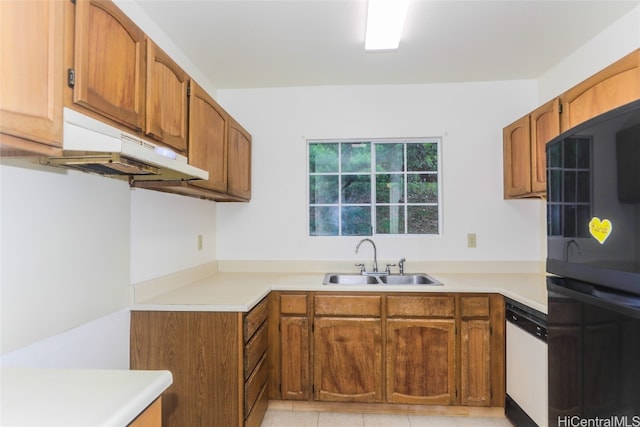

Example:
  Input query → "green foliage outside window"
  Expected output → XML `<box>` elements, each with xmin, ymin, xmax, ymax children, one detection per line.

<box><xmin>309</xmin><ymin>139</ymin><xmax>441</xmax><ymax>236</ymax></box>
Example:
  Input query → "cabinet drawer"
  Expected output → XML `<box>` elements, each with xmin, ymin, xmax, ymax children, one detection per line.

<box><xmin>245</xmin><ymin>379</ymin><xmax>269</xmax><ymax>427</ymax></box>
<box><xmin>244</xmin><ymin>322</ymin><xmax>268</xmax><ymax>379</ymax></box>
<box><xmin>387</xmin><ymin>295</ymin><xmax>455</xmax><ymax>318</ymax></box>
<box><xmin>245</xmin><ymin>354</ymin><xmax>269</xmax><ymax>418</ymax></box>
<box><xmin>244</xmin><ymin>297</ymin><xmax>268</xmax><ymax>342</ymax></box>
<box><xmin>314</xmin><ymin>295</ymin><xmax>381</xmax><ymax>317</ymax></box>
<box><xmin>281</xmin><ymin>293</ymin><xmax>308</xmax><ymax>315</ymax></box>
<box><xmin>461</xmin><ymin>296</ymin><xmax>490</xmax><ymax>318</ymax></box>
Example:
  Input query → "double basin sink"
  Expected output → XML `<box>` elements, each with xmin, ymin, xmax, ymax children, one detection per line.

<box><xmin>323</xmin><ymin>273</ymin><xmax>443</xmax><ymax>286</ymax></box>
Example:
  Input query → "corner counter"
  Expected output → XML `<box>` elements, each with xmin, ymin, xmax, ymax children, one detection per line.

<box><xmin>131</xmin><ymin>266</ymin><xmax>548</xmax><ymax>314</ymax></box>
<box><xmin>0</xmin><ymin>368</ymin><xmax>172</xmax><ymax>426</ymax></box>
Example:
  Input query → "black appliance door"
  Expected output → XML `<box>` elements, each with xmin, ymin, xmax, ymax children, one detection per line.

<box><xmin>547</xmin><ymin>276</ymin><xmax>640</xmax><ymax>426</ymax></box>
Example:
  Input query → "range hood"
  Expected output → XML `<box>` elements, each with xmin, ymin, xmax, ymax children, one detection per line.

<box><xmin>41</xmin><ymin>108</ymin><xmax>208</xmax><ymax>182</ymax></box>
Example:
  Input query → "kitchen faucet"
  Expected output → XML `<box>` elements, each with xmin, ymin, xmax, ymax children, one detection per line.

<box><xmin>355</xmin><ymin>238</ymin><xmax>378</xmax><ymax>274</ymax></box>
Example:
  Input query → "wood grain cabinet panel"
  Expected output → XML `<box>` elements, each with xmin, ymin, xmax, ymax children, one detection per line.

<box><xmin>145</xmin><ymin>40</ymin><xmax>189</xmax><ymax>153</ymax></box>
<box><xmin>131</xmin><ymin>296</ymin><xmax>269</xmax><ymax>427</ymax></box>
<box><xmin>503</xmin><ymin>99</ymin><xmax>560</xmax><ymax>199</ymax></box>
<box><xmin>503</xmin><ymin>115</ymin><xmax>532</xmax><ymax>198</ymax></box>
<box><xmin>386</xmin><ymin>319</ymin><xmax>456</xmax><ymax>405</ymax></box>
<box><xmin>188</xmin><ymin>81</ymin><xmax>229</xmax><ymax>193</ymax></box>
<box><xmin>0</xmin><ymin>0</ymin><xmax>64</xmax><ymax>154</ymax></box>
<box><xmin>73</xmin><ymin>0</ymin><xmax>145</xmax><ymax>131</ymax></box>
<box><xmin>460</xmin><ymin>319</ymin><xmax>491</xmax><ymax>406</ymax></box>
<box><xmin>313</xmin><ymin>317</ymin><xmax>383</xmax><ymax>403</ymax></box>
<box><xmin>227</xmin><ymin>117</ymin><xmax>252</xmax><ymax>200</ymax></box>
<box><xmin>560</xmin><ymin>49</ymin><xmax>640</xmax><ymax>132</ymax></box>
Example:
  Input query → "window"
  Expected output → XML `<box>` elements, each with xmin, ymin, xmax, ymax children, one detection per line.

<box><xmin>308</xmin><ymin>138</ymin><xmax>441</xmax><ymax>236</ymax></box>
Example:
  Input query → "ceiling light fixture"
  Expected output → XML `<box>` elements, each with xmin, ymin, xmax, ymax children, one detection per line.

<box><xmin>364</xmin><ymin>0</ymin><xmax>410</xmax><ymax>51</ymax></box>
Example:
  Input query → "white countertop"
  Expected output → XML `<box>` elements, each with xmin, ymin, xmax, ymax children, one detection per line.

<box><xmin>132</xmin><ymin>271</ymin><xmax>548</xmax><ymax>314</ymax></box>
<box><xmin>1</xmin><ymin>368</ymin><xmax>172</xmax><ymax>426</ymax></box>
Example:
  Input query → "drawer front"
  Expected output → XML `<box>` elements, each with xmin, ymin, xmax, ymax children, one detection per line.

<box><xmin>244</xmin><ymin>322</ymin><xmax>268</xmax><ymax>379</ymax></box>
<box><xmin>245</xmin><ymin>354</ymin><xmax>269</xmax><ymax>418</ymax></box>
<box><xmin>244</xmin><ymin>297</ymin><xmax>268</xmax><ymax>342</ymax></box>
<box><xmin>280</xmin><ymin>293</ymin><xmax>308</xmax><ymax>315</ymax></box>
<box><xmin>244</xmin><ymin>380</ymin><xmax>269</xmax><ymax>427</ymax></box>
<box><xmin>387</xmin><ymin>295</ymin><xmax>455</xmax><ymax>318</ymax></box>
<box><xmin>314</xmin><ymin>295</ymin><xmax>381</xmax><ymax>317</ymax></box>
<box><xmin>461</xmin><ymin>295</ymin><xmax>490</xmax><ymax>318</ymax></box>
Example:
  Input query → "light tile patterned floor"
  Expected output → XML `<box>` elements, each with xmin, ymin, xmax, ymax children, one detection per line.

<box><xmin>260</xmin><ymin>408</ymin><xmax>515</xmax><ymax>427</ymax></box>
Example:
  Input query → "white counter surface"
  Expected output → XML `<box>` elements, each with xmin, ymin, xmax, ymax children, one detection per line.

<box><xmin>132</xmin><ymin>271</ymin><xmax>548</xmax><ymax>314</ymax></box>
<box><xmin>1</xmin><ymin>368</ymin><xmax>172</xmax><ymax>426</ymax></box>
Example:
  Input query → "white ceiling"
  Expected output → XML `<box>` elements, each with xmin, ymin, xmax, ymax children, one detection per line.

<box><xmin>133</xmin><ymin>0</ymin><xmax>639</xmax><ymax>89</ymax></box>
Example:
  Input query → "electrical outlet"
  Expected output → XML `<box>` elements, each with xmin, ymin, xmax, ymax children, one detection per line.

<box><xmin>198</xmin><ymin>235</ymin><xmax>203</xmax><ymax>250</ymax></box>
<box><xmin>467</xmin><ymin>233</ymin><xmax>477</xmax><ymax>248</ymax></box>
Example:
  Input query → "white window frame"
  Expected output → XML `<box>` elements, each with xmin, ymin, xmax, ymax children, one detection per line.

<box><xmin>307</xmin><ymin>137</ymin><xmax>443</xmax><ymax>236</ymax></box>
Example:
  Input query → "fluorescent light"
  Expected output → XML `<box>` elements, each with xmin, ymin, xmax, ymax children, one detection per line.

<box><xmin>365</xmin><ymin>0</ymin><xmax>409</xmax><ymax>51</ymax></box>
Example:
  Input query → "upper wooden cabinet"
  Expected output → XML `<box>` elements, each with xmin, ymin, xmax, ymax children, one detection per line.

<box><xmin>503</xmin><ymin>99</ymin><xmax>560</xmax><ymax>199</ymax></box>
<box><xmin>560</xmin><ymin>49</ymin><xmax>640</xmax><ymax>132</ymax></box>
<box><xmin>0</xmin><ymin>0</ymin><xmax>64</xmax><ymax>155</ymax></box>
<box><xmin>145</xmin><ymin>40</ymin><xmax>189</xmax><ymax>153</ymax></box>
<box><xmin>188</xmin><ymin>81</ymin><xmax>229</xmax><ymax>193</ymax></box>
<box><xmin>503</xmin><ymin>49</ymin><xmax>640</xmax><ymax>200</ymax></box>
<box><xmin>227</xmin><ymin>117</ymin><xmax>252</xmax><ymax>200</ymax></box>
<box><xmin>73</xmin><ymin>0</ymin><xmax>146</xmax><ymax>132</ymax></box>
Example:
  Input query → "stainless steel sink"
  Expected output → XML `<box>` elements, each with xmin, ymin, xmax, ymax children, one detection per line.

<box><xmin>322</xmin><ymin>273</ymin><xmax>443</xmax><ymax>286</ymax></box>
<box><xmin>378</xmin><ymin>274</ymin><xmax>442</xmax><ymax>285</ymax></box>
<box><xmin>323</xmin><ymin>274</ymin><xmax>380</xmax><ymax>285</ymax></box>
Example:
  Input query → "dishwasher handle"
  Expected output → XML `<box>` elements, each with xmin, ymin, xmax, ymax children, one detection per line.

<box><xmin>506</xmin><ymin>304</ymin><xmax>547</xmax><ymax>342</ymax></box>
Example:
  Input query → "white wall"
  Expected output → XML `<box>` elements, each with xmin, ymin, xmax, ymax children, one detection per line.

<box><xmin>0</xmin><ymin>161</ymin><xmax>217</xmax><ymax>366</ymax></box>
<box><xmin>130</xmin><ymin>188</ymin><xmax>217</xmax><ymax>284</ymax></box>
<box><xmin>538</xmin><ymin>4</ymin><xmax>640</xmax><ymax>102</ymax></box>
<box><xmin>216</xmin><ymin>81</ymin><xmax>546</xmax><ymax>263</ymax></box>
<box><xmin>0</xmin><ymin>160</ymin><xmax>130</xmax><ymax>356</ymax></box>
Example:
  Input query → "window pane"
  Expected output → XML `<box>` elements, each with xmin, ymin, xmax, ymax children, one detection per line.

<box><xmin>408</xmin><ymin>174</ymin><xmax>438</xmax><ymax>203</ymax></box>
<box><xmin>341</xmin><ymin>206</ymin><xmax>371</xmax><ymax>236</ymax></box>
<box><xmin>342</xmin><ymin>142</ymin><xmax>371</xmax><ymax>173</ymax></box>
<box><xmin>376</xmin><ymin>205</ymin><xmax>405</xmax><ymax>234</ymax></box>
<box><xmin>309</xmin><ymin>175</ymin><xmax>339</xmax><ymax>204</ymax></box>
<box><xmin>375</xmin><ymin>143</ymin><xmax>404</xmax><ymax>172</ymax></box>
<box><xmin>407</xmin><ymin>143</ymin><xmax>437</xmax><ymax>172</ymax></box>
<box><xmin>408</xmin><ymin>206</ymin><xmax>438</xmax><ymax>234</ymax></box>
<box><xmin>342</xmin><ymin>174</ymin><xmax>371</xmax><ymax>203</ymax></box>
<box><xmin>309</xmin><ymin>206</ymin><xmax>338</xmax><ymax>236</ymax></box>
<box><xmin>309</xmin><ymin>143</ymin><xmax>338</xmax><ymax>173</ymax></box>
<box><xmin>376</xmin><ymin>174</ymin><xmax>404</xmax><ymax>203</ymax></box>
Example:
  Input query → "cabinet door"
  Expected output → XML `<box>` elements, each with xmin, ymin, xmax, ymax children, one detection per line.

<box><xmin>146</xmin><ymin>40</ymin><xmax>188</xmax><ymax>153</ymax></box>
<box><xmin>460</xmin><ymin>319</ymin><xmax>491</xmax><ymax>406</ymax></box>
<box><xmin>73</xmin><ymin>0</ymin><xmax>145</xmax><ymax>131</ymax></box>
<box><xmin>503</xmin><ymin>115</ymin><xmax>531</xmax><ymax>198</ymax></box>
<box><xmin>560</xmin><ymin>49</ymin><xmax>640</xmax><ymax>131</ymax></box>
<box><xmin>188</xmin><ymin>81</ymin><xmax>228</xmax><ymax>192</ymax></box>
<box><xmin>530</xmin><ymin>99</ymin><xmax>560</xmax><ymax>194</ymax></box>
<box><xmin>280</xmin><ymin>316</ymin><xmax>310</xmax><ymax>400</ymax></box>
<box><xmin>313</xmin><ymin>317</ymin><xmax>382</xmax><ymax>402</ymax></box>
<box><xmin>386</xmin><ymin>319</ymin><xmax>456</xmax><ymax>405</ymax></box>
<box><xmin>0</xmin><ymin>0</ymin><xmax>64</xmax><ymax>151</ymax></box>
<box><xmin>227</xmin><ymin>117</ymin><xmax>252</xmax><ymax>200</ymax></box>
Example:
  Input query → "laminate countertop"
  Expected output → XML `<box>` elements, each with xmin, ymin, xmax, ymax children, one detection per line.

<box><xmin>0</xmin><ymin>368</ymin><xmax>172</xmax><ymax>426</ymax></box>
<box><xmin>132</xmin><ymin>271</ymin><xmax>548</xmax><ymax>314</ymax></box>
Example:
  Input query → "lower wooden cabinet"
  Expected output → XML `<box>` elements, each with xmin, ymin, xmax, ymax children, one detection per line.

<box><xmin>314</xmin><ymin>317</ymin><xmax>383</xmax><ymax>402</ymax></box>
<box><xmin>387</xmin><ymin>318</ymin><xmax>456</xmax><ymax>405</ymax></box>
<box><xmin>130</xmin><ymin>297</ymin><xmax>269</xmax><ymax>427</ymax></box>
<box><xmin>271</xmin><ymin>291</ymin><xmax>505</xmax><ymax>408</ymax></box>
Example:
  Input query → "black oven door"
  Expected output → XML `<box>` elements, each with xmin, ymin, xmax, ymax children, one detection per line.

<box><xmin>547</xmin><ymin>276</ymin><xmax>640</xmax><ymax>426</ymax></box>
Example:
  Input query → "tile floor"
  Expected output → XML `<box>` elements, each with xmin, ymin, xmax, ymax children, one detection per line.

<box><xmin>260</xmin><ymin>407</ymin><xmax>515</xmax><ymax>427</ymax></box>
